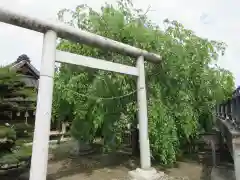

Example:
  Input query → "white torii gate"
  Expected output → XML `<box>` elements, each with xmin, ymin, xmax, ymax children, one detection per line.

<box><xmin>0</xmin><ymin>7</ymin><xmax>162</xmax><ymax>180</ymax></box>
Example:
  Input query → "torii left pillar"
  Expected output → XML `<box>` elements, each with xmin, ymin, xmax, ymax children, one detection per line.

<box><xmin>30</xmin><ymin>30</ymin><xmax>57</xmax><ymax>180</ymax></box>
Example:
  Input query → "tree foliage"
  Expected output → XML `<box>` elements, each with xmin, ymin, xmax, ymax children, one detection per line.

<box><xmin>53</xmin><ymin>0</ymin><xmax>234</xmax><ymax>164</ymax></box>
<box><xmin>0</xmin><ymin>67</ymin><xmax>35</xmax><ymax>112</ymax></box>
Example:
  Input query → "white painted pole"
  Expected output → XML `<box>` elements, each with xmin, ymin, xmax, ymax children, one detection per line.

<box><xmin>56</xmin><ymin>50</ymin><xmax>139</xmax><ymax>76</ymax></box>
<box><xmin>29</xmin><ymin>30</ymin><xmax>57</xmax><ymax>180</ymax></box>
<box><xmin>137</xmin><ymin>56</ymin><xmax>151</xmax><ymax>169</ymax></box>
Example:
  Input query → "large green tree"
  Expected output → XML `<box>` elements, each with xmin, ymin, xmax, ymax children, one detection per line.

<box><xmin>53</xmin><ymin>0</ymin><xmax>234</xmax><ymax>164</ymax></box>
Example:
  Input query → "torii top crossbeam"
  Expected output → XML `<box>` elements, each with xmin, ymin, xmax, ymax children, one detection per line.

<box><xmin>0</xmin><ymin>7</ymin><xmax>162</xmax><ymax>63</ymax></box>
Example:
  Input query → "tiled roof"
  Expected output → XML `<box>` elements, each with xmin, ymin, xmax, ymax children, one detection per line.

<box><xmin>10</xmin><ymin>60</ymin><xmax>40</xmax><ymax>79</ymax></box>
<box><xmin>8</xmin><ymin>55</ymin><xmax>40</xmax><ymax>89</ymax></box>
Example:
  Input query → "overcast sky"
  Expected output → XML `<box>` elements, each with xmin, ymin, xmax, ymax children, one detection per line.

<box><xmin>0</xmin><ymin>0</ymin><xmax>239</xmax><ymax>87</ymax></box>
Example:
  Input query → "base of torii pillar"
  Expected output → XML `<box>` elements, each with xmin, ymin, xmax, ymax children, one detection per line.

<box><xmin>128</xmin><ymin>168</ymin><xmax>164</xmax><ymax>180</ymax></box>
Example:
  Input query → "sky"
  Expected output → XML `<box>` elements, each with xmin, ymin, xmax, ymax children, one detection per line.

<box><xmin>0</xmin><ymin>0</ymin><xmax>239</xmax><ymax>87</ymax></box>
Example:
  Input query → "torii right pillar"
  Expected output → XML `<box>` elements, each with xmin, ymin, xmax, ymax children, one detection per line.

<box><xmin>128</xmin><ymin>56</ymin><xmax>164</xmax><ymax>180</ymax></box>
